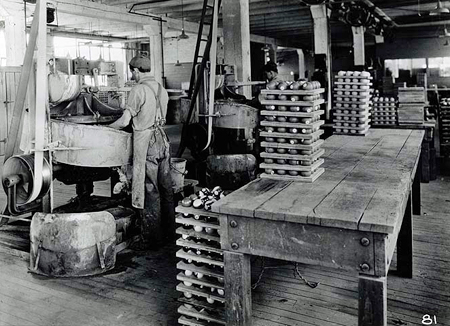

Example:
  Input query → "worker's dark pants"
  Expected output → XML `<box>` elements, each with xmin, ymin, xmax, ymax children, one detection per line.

<box><xmin>140</xmin><ymin>130</ymin><xmax>175</xmax><ymax>246</ymax></box>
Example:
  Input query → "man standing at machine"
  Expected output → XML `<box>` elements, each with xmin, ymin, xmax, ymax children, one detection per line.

<box><xmin>109</xmin><ymin>54</ymin><xmax>174</xmax><ymax>250</ymax></box>
<box><xmin>263</xmin><ymin>61</ymin><xmax>280</xmax><ymax>84</ymax></box>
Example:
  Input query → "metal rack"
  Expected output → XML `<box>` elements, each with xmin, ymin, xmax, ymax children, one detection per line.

<box><xmin>175</xmin><ymin>205</ymin><xmax>225</xmax><ymax>326</ymax></box>
<box><xmin>332</xmin><ymin>73</ymin><xmax>373</xmax><ymax>136</ymax></box>
<box><xmin>258</xmin><ymin>88</ymin><xmax>326</xmax><ymax>182</ymax></box>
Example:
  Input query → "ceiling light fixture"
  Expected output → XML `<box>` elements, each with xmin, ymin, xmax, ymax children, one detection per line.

<box><xmin>430</xmin><ymin>0</ymin><xmax>450</xmax><ymax>15</ymax></box>
<box><xmin>178</xmin><ymin>0</ymin><xmax>189</xmax><ymax>39</ymax></box>
<box><xmin>175</xmin><ymin>38</ymin><xmax>182</xmax><ymax>66</ymax></box>
<box><xmin>261</xmin><ymin>14</ymin><xmax>270</xmax><ymax>53</ymax></box>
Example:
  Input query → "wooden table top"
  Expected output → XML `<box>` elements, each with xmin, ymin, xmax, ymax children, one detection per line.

<box><xmin>211</xmin><ymin>129</ymin><xmax>424</xmax><ymax>234</ymax></box>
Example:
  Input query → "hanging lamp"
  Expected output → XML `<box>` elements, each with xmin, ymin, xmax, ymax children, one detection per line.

<box><xmin>175</xmin><ymin>39</ymin><xmax>182</xmax><ymax>66</ymax></box>
<box><xmin>261</xmin><ymin>14</ymin><xmax>270</xmax><ymax>53</ymax></box>
<box><xmin>178</xmin><ymin>0</ymin><xmax>189</xmax><ymax>39</ymax></box>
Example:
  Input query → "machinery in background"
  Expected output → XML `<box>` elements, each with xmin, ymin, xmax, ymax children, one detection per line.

<box><xmin>181</xmin><ymin>62</ymin><xmax>260</xmax><ymax>189</ymax></box>
<box><xmin>1</xmin><ymin>0</ymin><xmax>135</xmax><ymax>277</ymax></box>
<box><xmin>2</xmin><ymin>56</ymin><xmax>132</xmax><ymax>219</ymax></box>
<box><xmin>185</xmin><ymin>63</ymin><xmax>259</xmax><ymax>160</ymax></box>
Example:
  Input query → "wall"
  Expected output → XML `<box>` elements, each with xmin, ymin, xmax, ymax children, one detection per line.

<box><xmin>163</xmin><ymin>35</ymin><xmax>225</xmax><ymax>89</ymax></box>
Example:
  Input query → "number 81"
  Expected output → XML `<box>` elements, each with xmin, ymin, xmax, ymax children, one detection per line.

<box><xmin>422</xmin><ymin>315</ymin><xmax>437</xmax><ymax>325</ymax></box>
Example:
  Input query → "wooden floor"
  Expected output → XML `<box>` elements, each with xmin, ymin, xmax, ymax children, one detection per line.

<box><xmin>0</xmin><ymin>163</ymin><xmax>449</xmax><ymax>325</ymax></box>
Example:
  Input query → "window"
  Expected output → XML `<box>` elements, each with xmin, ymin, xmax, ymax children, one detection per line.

<box><xmin>385</xmin><ymin>57</ymin><xmax>450</xmax><ymax>78</ymax></box>
<box><xmin>384</xmin><ymin>58</ymin><xmax>426</xmax><ymax>78</ymax></box>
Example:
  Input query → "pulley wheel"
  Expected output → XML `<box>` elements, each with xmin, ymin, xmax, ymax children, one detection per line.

<box><xmin>2</xmin><ymin>154</ymin><xmax>52</xmax><ymax>206</ymax></box>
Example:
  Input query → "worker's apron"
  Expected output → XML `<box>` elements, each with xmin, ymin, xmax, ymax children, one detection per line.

<box><xmin>131</xmin><ymin>82</ymin><xmax>167</xmax><ymax>209</ymax></box>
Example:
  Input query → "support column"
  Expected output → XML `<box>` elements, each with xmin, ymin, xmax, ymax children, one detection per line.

<box><xmin>5</xmin><ymin>13</ymin><xmax>26</xmax><ymax>66</ymax></box>
<box><xmin>397</xmin><ymin>191</ymin><xmax>414</xmax><ymax>278</ymax></box>
<box><xmin>310</xmin><ymin>4</ymin><xmax>332</xmax><ymax>120</ymax></box>
<box><xmin>358</xmin><ymin>275</ymin><xmax>388</xmax><ymax>326</ymax></box>
<box><xmin>222</xmin><ymin>0</ymin><xmax>252</xmax><ymax>98</ymax></box>
<box><xmin>224</xmin><ymin>251</ymin><xmax>252</xmax><ymax>326</ymax></box>
<box><xmin>143</xmin><ymin>22</ymin><xmax>167</xmax><ymax>85</ymax></box>
<box><xmin>297</xmin><ymin>49</ymin><xmax>306</xmax><ymax>79</ymax></box>
<box><xmin>352</xmin><ymin>26</ymin><xmax>365</xmax><ymax>69</ymax></box>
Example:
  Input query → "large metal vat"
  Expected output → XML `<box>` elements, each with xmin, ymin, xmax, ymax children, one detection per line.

<box><xmin>51</xmin><ymin>120</ymin><xmax>132</xmax><ymax>167</ymax></box>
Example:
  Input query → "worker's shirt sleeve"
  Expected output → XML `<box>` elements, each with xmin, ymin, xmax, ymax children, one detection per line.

<box><xmin>125</xmin><ymin>85</ymin><xmax>144</xmax><ymax>118</ymax></box>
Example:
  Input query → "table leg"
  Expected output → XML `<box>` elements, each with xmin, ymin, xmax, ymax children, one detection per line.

<box><xmin>224</xmin><ymin>251</ymin><xmax>252</xmax><ymax>326</ymax></box>
<box><xmin>397</xmin><ymin>192</ymin><xmax>414</xmax><ymax>278</ymax></box>
<box><xmin>412</xmin><ymin>157</ymin><xmax>421</xmax><ymax>216</ymax></box>
<box><xmin>358</xmin><ymin>275</ymin><xmax>387</xmax><ymax>326</ymax></box>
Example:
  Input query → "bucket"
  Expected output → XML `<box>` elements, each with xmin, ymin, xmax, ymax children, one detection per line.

<box><xmin>170</xmin><ymin>158</ymin><xmax>187</xmax><ymax>190</ymax></box>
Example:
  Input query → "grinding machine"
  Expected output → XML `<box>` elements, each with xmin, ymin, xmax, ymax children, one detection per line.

<box><xmin>2</xmin><ymin>56</ymin><xmax>132</xmax><ymax>218</ymax></box>
<box><xmin>180</xmin><ymin>63</ymin><xmax>260</xmax><ymax>189</ymax></box>
<box><xmin>1</xmin><ymin>41</ymin><xmax>134</xmax><ymax>277</ymax></box>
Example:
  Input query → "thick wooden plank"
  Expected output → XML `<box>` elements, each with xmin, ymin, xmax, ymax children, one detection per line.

<box><xmin>358</xmin><ymin>275</ymin><xmax>387</xmax><ymax>326</ymax></box>
<box><xmin>255</xmin><ymin>136</ymin><xmax>381</xmax><ymax>222</ymax></box>
<box><xmin>224</xmin><ymin>251</ymin><xmax>252</xmax><ymax>326</ymax></box>
<box><xmin>211</xmin><ymin>178</ymin><xmax>291</xmax><ymax>217</ymax></box>
<box><xmin>223</xmin><ymin>215</ymin><xmax>376</xmax><ymax>274</ymax></box>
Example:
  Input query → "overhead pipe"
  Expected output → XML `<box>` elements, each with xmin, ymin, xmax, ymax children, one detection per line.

<box><xmin>396</xmin><ymin>19</ymin><xmax>450</xmax><ymax>28</ymax></box>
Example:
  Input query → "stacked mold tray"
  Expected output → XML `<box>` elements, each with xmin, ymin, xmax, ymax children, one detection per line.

<box><xmin>259</xmin><ymin>80</ymin><xmax>326</xmax><ymax>182</ymax></box>
<box><xmin>398</xmin><ymin>87</ymin><xmax>426</xmax><ymax>125</ymax></box>
<box><xmin>372</xmin><ymin>96</ymin><xmax>397</xmax><ymax>126</ymax></box>
<box><xmin>439</xmin><ymin>98</ymin><xmax>450</xmax><ymax>157</ymax></box>
<box><xmin>175</xmin><ymin>191</ymin><xmax>226</xmax><ymax>326</ymax></box>
<box><xmin>332</xmin><ymin>71</ymin><xmax>372</xmax><ymax>136</ymax></box>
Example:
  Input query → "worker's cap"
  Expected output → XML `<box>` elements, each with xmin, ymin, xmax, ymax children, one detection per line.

<box><xmin>129</xmin><ymin>54</ymin><xmax>151</xmax><ymax>70</ymax></box>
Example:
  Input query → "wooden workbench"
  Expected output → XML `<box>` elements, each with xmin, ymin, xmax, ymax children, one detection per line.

<box><xmin>372</xmin><ymin>122</ymin><xmax>436</xmax><ymax>182</ymax></box>
<box><xmin>211</xmin><ymin>129</ymin><xmax>424</xmax><ymax>326</ymax></box>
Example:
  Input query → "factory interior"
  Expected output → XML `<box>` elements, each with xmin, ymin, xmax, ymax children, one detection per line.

<box><xmin>0</xmin><ymin>0</ymin><xmax>450</xmax><ymax>325</ymax></box>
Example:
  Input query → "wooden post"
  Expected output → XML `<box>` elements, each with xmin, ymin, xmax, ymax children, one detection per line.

<box><xmin>358</xmin><ymin>275</ymin><xmax>387</xmax><ymax>326</ymax></box>
<box><xmin>222</xmin><ymin>0</ymin><xmax>252</xmax><ymax>99</ymax></box>
<box><xmin>224</xmin><ymin>251</ymin><xmax>252</xmax><ymax>326</ymax></box>
<box><xmin>421</xmin><ymin>141</ymin><xmax>430</xmax><ymax>183</ymax></box>
<box><xmin>397</xmin><ymin>192</ymin><xmax>413</xmax><ymax>278</ymax></box>
<box><xmin>143</xmin><ymin>22</ymin><xmax>167</xmax><ymax>85</ymax></box>
<box><xmin>310</xmin><ymin>4</ymin><xmax>332</xmax><ymax>120</ymax></box>
<box><xmin>412</xmin><ymin>156</ymin><xmax>422</xmax><ymax>215</ymax></box>
<box><xmin>297</xmin><ymin>49</ymin><xmax>306</xmax><ymax>80</ymax></box>
<box><xmin>352</xmin><ymin>26</ymin><xmax>365</xmax><ymax>69</ymax></box>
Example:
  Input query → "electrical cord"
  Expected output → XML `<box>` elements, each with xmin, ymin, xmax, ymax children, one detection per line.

<box><xmin>251</xmin><ymin>258</ymin><xmax>320</xmax><ymax>290</ymax></box>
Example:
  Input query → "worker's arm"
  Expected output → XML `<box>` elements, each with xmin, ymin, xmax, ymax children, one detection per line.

<box><xmin>109</xmin><ymin>86</ymin><xmax>142</xmax><ymax>129</ymax></box>
<box><xmin>109</xmin><ymin>109</ymin><xmax>132</xmax><ymax>129</ymax></box>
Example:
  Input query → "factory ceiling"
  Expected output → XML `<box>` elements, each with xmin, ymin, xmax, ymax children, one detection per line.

<box><xmin>2</xmin><ymin>0</ymin><xmax>450</xmax><ymax>48</ymax></box>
